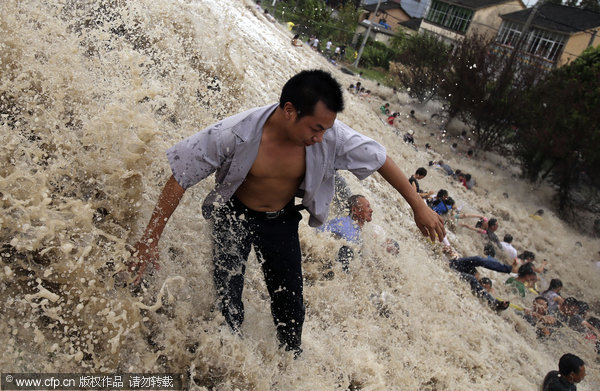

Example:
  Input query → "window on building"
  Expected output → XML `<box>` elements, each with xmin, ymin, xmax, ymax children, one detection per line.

<box><xmin>525</xmin><ymin>28</ymin><xmax>566</xmax><ymax>62</ymax></box>
<box><xmin>426</xmin><ymin>0</ymin><xmax>473</xmax><ymax>34</ymax></box>
<box><xmin>496</xmin><ymin>21</ymin><xmax>567</xmax><ymax>63</ymax></box>
<box><xmin>496</xmin><ymin>21</ymin><xmax>522</xmax><ymax>47</ymax></box>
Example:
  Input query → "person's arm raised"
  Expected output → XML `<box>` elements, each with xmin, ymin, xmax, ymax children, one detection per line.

<box><xmin>130</xmin><ymin>175</ymin><xmax>186</xmax><ymax>283</ymax></box>
<box><xmin>377</xmin><ymin>156</ymin><xmax>445</xmax><ymax>242</ymax></box>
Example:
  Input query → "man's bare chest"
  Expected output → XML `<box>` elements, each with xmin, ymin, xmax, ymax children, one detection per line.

<box><xmin>249</xmin><ymin>142</ymin><xmax>306</xmax><ymax>180</ymax></box>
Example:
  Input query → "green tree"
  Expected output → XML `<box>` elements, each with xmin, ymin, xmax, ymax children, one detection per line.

<box><xmin>440</xmin><ymin>34</ymin><xmax>542</xmax><ymax>151</ymax></box>
<box><xmin>515</xmin><ymin>45</ymin><xmax>600</xmax><ymax>213</ymax></box>
<box><xmin>359</xmin><ymin>39</ymin><xmax>398</xmax><ymax>70</ymax></box>
<box><xmin>580</xmin><ymin>0</ymin><xmax>600</xmax><ymax>11</ymax></box>
<box><xmin>278</xmin><ymin>0</ymin><xmax>358</xmax><ymax>46</ymax></box>
<box><xmin>285</xmin><ymin>0</ymin><xmax>334</xmax><ymax>38</ymax></box>
<box><xmin>331</xmin><ymin>2</ymin><xmax>360</xmax><ymax>43</ymax></box>
<box><xmin>389</xmin><ymin>33</ymin><xmax>450</xmax><ymax>102</ymax></box>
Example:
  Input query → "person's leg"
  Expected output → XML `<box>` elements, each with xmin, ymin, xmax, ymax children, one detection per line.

<box><xmin>254</xmin><ymin>210</ymin><xmax>305</xmax><ymax>354</ymax></box>
<box><xmin>336</xmin><ymin>245</ymin><xmax>354</xmax><ymax>272</ymax></box>
<box><xmin>211</xmin><ymin>201</ymin><xmax>253</xmax><ymax>333</ymax></box>
<box><xmin>459</xmin><ymin>272</ymin><xmax>507</xmax><ymax>310</ymax></box>
<box><xmin>455</xmin><ymin>256</ymin><xmax>511</xmax><ymax>274</ymax></box>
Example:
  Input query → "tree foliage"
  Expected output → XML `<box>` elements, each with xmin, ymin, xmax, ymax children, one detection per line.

<box><xmin>359</xmin><ymin>39</ymin><xmax>398</xmax><ymax>70</ymax></box>
<box><xmin>389</xmin><ymin>33</ymin><xmax>450</xmax><ymax>102</ymax></box>
<box><xmin>331</xmin><ymin>2</ymin><xmax>360</xmax><ymax>43</ymax></box>
<box><xmin>514</xmin><ymin>45</ymin><xmax>600</xmax><ymax>212</ymax></box>
<box><xmin>279</xmin><ymin>0</ymin><xmax>359</xmax><ymax>44</ymax></box>
<box><xmin>440</xmin><ymin>34</ymin><xmax>543</xmax><ymax>151</ymax></box>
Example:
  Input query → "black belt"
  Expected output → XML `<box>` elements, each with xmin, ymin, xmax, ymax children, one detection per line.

<box><xmin>229</xmin><ymin>195</ymin><xmax>305</xmax><ymax>220</ymax></box>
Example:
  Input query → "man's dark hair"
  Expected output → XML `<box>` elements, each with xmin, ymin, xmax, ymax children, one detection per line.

<box><xmin>483</xmin><ymin>243</ymin><xmax>496</xmax><ymax>257</ymax></box>
<box><xmin>503</xmin><ymin>234</ymin><xmax>513</xmax><ymax>243</ymax></box>
<box><xmin>534</xmin><ymin>296</ymin><xmax>548</xmax><ymax>304</ymax></box>
<box><xmin>547</xmin><ymin>278</ymin><xmax>563</xmax><ymax>291</ymax></box>
<box><xmin>558</xmin><ymin>353</ymin><xmax>584</xmax><ymax>377</ymax></box>
<box><xmin>519</xmin><ymin>250</ymin><xmax>535</xmax><ymax>261</ymax></box>
<box><xmin>517</xmin><ymin>263</ymin><xmax>536</xmax><ymax>277</ymax></box>
<box><xmin>488</xmin><ymin>218</ymin><xmax>498</xmax><ymax>228</ymax></box>
<box><xmin>563</xmin><ymin>297</ymin><xmax>579</xmax><ymax>308</ymax></box>
<box><xmin>436</xmin><ymin>189</ymin><xmax>448</xmax><ymax>199</ymax></box>
<box><xmin>465</xmin><ymin>174</ymin><xmax>472</xmax><ymax>181</ymax></box>
<box><xmin>446</xmin><ymin>197</ymin><xmax>455</xmax><ymax>207</ymax></box>
<box><xmin>347</xmin><ymin>194</ymin><xmax>365</xmax><ymax>215</ymax></box>
<box><xmin>280</xmin><ymin>70</ymin><xmax>344</xmax><ymax>118</ymax></box>
<box><xmin>480</xmin><ymin>277</ymin><xmax>492</xmax><ymax>287</ymax></box>
<box><xmin>577</xmin><ymin>300</ymin><xmax>589</xmax><ymax>316</ymax></box>
<box><xmin>416</xmin><ymin>167</ymin><xmax>427</xmax><ymax>177</ymax></box>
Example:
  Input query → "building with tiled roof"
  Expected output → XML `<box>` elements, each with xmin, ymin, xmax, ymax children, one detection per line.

<box><xmin>495</xmin><ymin>3</ymin><xmax>600</xmax><ymax>68</ymax></box>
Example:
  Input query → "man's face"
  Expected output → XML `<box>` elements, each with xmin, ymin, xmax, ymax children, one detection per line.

<box><xmin>489</xmin><ymin>223</ymin><xmax>498</xmax><ymax>232</ymax></box>
<box><xmin>352</xmin><ymin>197</ymin><xmax>373</xmax><ymax>224</ymax></box>
<box><xmin>286</xmin><ymin>101</ymin><xmax>336</xmax><ymax>147</ymax></box>
<box><xmin>570</xmin><ymin>365</ymin><xmax>586</xmax><ymax>383</ymax></box>
<box><xmin>533</xmin><ymin>299</ymin><xmax>548</xmax><ymax>315</ymax></box>
<box><xmin>526</xmin><ymin>273</ymin><xmax>538</xmax><ymax>284</ymax></box>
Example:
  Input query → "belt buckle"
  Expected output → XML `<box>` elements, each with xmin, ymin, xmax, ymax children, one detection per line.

<box><xmin>265</xmin><ymin>210</ymin><xmax>283</xmax><ymax>219</ymax></box>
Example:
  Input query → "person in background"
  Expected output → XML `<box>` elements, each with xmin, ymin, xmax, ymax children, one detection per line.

<box><xmin>500</xmin><ymin>234</ymin><xmax>518</xmax><ymax>260</ymax></box>
<box><xmin>291</xmin><ymin>34</ymin><xmax>303</xmax><ymax>47</ymax></box>
<box><xmin>516</xmin><ymin>250</ymin><xmax>548</xmax><ymax>273</ymax></box>
<box><xmin>263</xmin><ymin>9</ymin><xmax>276</xmax><ymax>22</ymax></box>
<box><xmin>409</xmin><ymin>167</ymin><xmax>434</xmax><ymax>199</ymax></box>
<box><xmin>129</xmin><ymin>70</ymin><xmax>445</xmax><ymax>357</ymax></box>
<box><xmin>318</xmin><ymin>194</ymin><xmax>372</xmax><ymax>272</ymax></box>
<box><xmin>542</xmin><ymin>278</ymin><xmax>564</xmax><ymax>314</ymax></box>
<box><xmin>542</xmin><ymin>353</ymin><xmax>586</xmax><ymax>391</ymax></box>
<box><xmin>521</xmin><ymin>296</ymin><xmax>556</xmax><ymax>338</ymax></box>
<box><xmin>448</xmin><ymin>249</ymin><xmax>512</xmax><ymax>311</ymax></box>
<box><xmin>505</xmin><ymin>263</ymin><xmax>538</xmax><ymax>297</ymax></box>
<box><xmin>380</xmin><ymin>103</ymin><xmax>390</xmax><ymax>115</ymax></box>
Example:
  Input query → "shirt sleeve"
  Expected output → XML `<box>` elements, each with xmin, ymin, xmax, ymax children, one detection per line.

<box><xmin>166</xmin><ymin>124</ymin><xmax>236</xmax><ymax>189</ymax></box>
<box><xmin>332</xmin><ymin>121</ymin><xmax>387</xmax><ymax>179</ymax></box>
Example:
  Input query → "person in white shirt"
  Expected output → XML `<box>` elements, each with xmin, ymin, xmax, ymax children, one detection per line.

<box><xmin>500</xmin><ymin>234</ymin><xmax>518</xmax><ymax>259</ymax></box>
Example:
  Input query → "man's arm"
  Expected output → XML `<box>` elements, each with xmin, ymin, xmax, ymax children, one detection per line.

<box><xmin>459</xmin><ymin>223</ymin><xmax>486</xmax><ymax>234</ymax></box>
<box><xmin>130</xmin><ymin>175</ymin><xmax>186</xmax><ymax>282</ymax></box>
<box><xmin>458</xmin><ymin>213</ymin><xmax>486</xmax><ymax>220</ymax></box>
<box><xmin>377</xmin><ymin>157</ymin><xmax>445</xmax><ymax>242</ymax></box>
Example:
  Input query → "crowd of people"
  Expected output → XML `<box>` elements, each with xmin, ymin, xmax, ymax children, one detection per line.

<box><xmin>313</xmin><ymin>77</ymin><xmax>599</xmax><ymax>385</ymax></box>
<box><xmin>144</xmin><ymin>6</ymin><xmax>595</xmax><ymax>383</ymax></box>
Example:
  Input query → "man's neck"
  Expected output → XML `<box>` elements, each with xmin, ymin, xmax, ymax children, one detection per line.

<box><xmin>352</xmin><ymin>216</ymin><xmax>365</xmax><ymax>229</ymax></box>
<box><xmin>263</xmin><ymin>107</ymin><xmax>297</xmax><ymax>146</ymax></box>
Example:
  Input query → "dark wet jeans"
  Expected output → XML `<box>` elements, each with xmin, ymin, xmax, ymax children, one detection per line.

<box><xmin>449</xmin><ymin>256</ymin><xmax>511</xmax><ymax>308</ymax></box>
<box><xmin>211</xmin><ymin>196</ymin><xmax>305</xmax><ymax>351</ymax></box>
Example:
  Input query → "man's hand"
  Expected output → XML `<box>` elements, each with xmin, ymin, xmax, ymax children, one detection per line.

<box><xmin>376</xmin><ymin>157</ymin><xmax>445</xmax><ymax>242</ymax></box>
<box><xmin>128</xmin><ymin>240</ymin><xmax>160</xmax><ymax>284</ymax></box>
<box><xmin>511</xmin><ymin>258</ymin><xmax>520</xmax><ymax>273</ymax></box>
<box><xmin>413</xmin><ymin>203</ymin><xmax>446</xmax><ymax>242</ymax></box>
<box><xmin>125</xmin><ymin>175</ymin><xmax>185</xmax><ymax>285</ymax></box>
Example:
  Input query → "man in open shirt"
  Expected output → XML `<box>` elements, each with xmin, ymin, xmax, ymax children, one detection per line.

<box><xmin>130</xmin><ymin>70</ymin><xmax>445</xmax><ymax>356</ymax></box>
